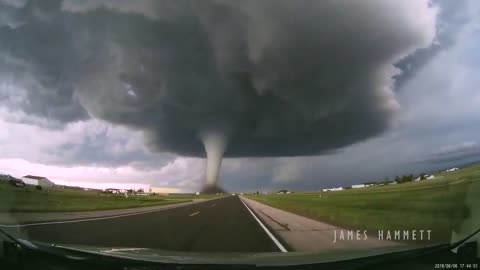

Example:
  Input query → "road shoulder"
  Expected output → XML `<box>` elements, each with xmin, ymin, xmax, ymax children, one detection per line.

<box><xmin>240</xmin><ymin>196</ymin><xmax>402</xmax><ymax>252</ymax></box>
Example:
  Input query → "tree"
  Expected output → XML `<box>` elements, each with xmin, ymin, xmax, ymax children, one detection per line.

<box><xmin>399</xmin><ymin>174</ymin><xmax>412</xmax><ymax>183</ymax></box>
<box><xmin>398</xmin><ymin>174</ymin><xmax>414</xmax><ymax>183</ymax></box>
<box><xmin>382</xmin><ymin>177</ymin><xmax>391</xmax><ymax>185</ymax></box>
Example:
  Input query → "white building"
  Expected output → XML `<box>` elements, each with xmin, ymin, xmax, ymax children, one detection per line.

<box><xmin>105</xmin><ymin>188</ymin><xmax>127</xmax><ymax>194</ymax></box>
<box><xmin>352</xmin><ymin>184</ymin><xmax>366</xmax><ymax>189</ymax></box>
<box><xmin>322</xmin><ymin>187</ymin><xmax>344</xmax><ymax>192</ymax></box>
<box><xmin>21</xmin><ymin>175</ymin><xmax>55</xmax><ymax>187</ymax></box>
<box><xmin>445</xmin><ymin>168</ymin><xmax>459</xmax><ymax>172</ymax></box>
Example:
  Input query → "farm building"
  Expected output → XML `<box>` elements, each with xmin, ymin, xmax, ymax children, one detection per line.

<box><xmin>104</xmin><ymin>188</ymin><xmax>126</xmax><ymax>194</ymax></box>
<box><xmin>351</xmin><ymin>184</ymin><xmax>366</xmax><ymax>189</ymax></box>
<box><xmin>322</xmin><ymin>187</ymin><xmax>344</xmax><ymax>192</ymax></box>
<box><xmin>21</xmin><ymin>175</ymin><xmax>55</xmax><ymax>187</ymax></box>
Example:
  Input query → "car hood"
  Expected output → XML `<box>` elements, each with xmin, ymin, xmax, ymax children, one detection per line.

<box><xmin>47</xmin><ymin>242</ymin><xmax>423</xmax><ymax>266</ymax></box>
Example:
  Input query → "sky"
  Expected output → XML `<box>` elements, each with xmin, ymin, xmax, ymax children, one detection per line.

<box><xmin>1</xmin><ymin>0</ymin><xmax>480</xmax><ymax>192</ymax></box>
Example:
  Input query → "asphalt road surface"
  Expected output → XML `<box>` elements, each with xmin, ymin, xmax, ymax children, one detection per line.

<box><xmin>12</xmin><ymin>196</ymin><xmax>281</xmax><ymax>252</ymax></box>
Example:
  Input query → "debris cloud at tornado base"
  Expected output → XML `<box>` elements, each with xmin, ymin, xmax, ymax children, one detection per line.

<box><xmin>0</xmin><ymin>0</ymin><xmax>438</xmax><ymax>190</ymax></box>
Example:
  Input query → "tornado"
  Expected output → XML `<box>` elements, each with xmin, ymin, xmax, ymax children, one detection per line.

<box><xmin>200</xmin><ymin>131</ymin><xmax>228</xmax><ymax>193</ymax></box>
<box><xmin>0</xmin><ymin>1</ymin><xmax>439</xmax><ymax>193</ymax></box>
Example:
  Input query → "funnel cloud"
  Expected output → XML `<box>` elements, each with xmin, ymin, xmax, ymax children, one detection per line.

<box><xmin>0</xmin><ymin>0</ymin><xmax>438</xmax><ymax>189</ymax></box>
<box><xmin>201</xmin><ymin>132</ymin><xmax>228</xmax><ymax>189</ymax></box>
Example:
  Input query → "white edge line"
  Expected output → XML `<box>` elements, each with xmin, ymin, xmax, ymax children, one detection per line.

<box><xmin>239</xmin><ymin>197</ymin><xmax>288</xmax><ymax>252</ymax></box>
<box><xmin>189</xmin><ymin>211</ymin><xmax>200</xmax><ymax>217</ymax></box>
<box><xmin>0</xmin><ymin>196</ymin><xmax>227</xmax><ymax>228</ymax></box>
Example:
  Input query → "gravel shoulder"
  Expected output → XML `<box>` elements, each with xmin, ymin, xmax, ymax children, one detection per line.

<box><xmin>240</xmin><ymin>196</ymin><xmax>403</xmax><ymax>252</ymax></box>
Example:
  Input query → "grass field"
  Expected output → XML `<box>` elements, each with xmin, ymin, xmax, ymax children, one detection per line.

<box><xmin>0</xmin><ymin>183</ymin><xmax>213</xmax><ymax>212</ymax></box>
<box><xmin>246</xmin><ymin>164</ymin><xmax>480</xmax><ymax>244</ymax></box>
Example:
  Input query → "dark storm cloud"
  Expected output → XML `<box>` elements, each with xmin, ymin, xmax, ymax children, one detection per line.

<box><xmin>0</xmin><ymin>0</ymin><xmax>89</xmax><ymax>123</ymax></box>
<box><xmin>0</xmin><ymin>0</ymin><xmax>437</xmax><ymax>157</ymax></box>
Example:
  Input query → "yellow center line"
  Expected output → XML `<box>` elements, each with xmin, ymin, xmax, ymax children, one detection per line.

<box><xmin>189</xmin><ymin>211</ymin><xmax>200</xmax><ymax>217</ymax></box>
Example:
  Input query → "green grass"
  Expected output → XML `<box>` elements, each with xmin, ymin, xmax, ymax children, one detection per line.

<box><xmin>0</xmin><ymin>184</ymin><xmax>194</xmax><ymax>212</ymax></box>
<box><xmin>246</xmin><ymin>164</ymin><xmax>480</xmax><ymax>244</ymax></box>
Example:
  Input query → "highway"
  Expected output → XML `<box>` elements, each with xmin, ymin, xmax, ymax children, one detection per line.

<box><xmin>11</xmin><ymin>196</ymin><xmax>282</xmax><ymax>252</ymax></box>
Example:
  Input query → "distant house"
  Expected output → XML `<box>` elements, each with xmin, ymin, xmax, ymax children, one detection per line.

<box><xmin>322</xmin><ymin>187</ymin><xmax>344</xmax><ymax>192</ymax></box>
<box><xmin>352</xmin><ymin>184</ymin><xmax>366</xmax><ymax>189</ymax></box>
<box><xmin>426</xmin><ymin>175</ymin><xmax>435</xmax><ymax>180</ymax></box>
<box><xmin>21</xmin><ymin>175</ymin><xmax>54</xmax><ymax>187</ymax></box>
<box><xmin>444</xmin><ymin>168</ymin><xmax>459</xmax><ymax>173</ymax></box>
<box><xmin>104</xmin><ymin>188</ymin><xmax>126</xmax><ymax>194</ymax></box>
<box><xmin>276</xmin><ymin>189</ymin><xmax>290</xmax><ymax>194</ymax></box>
<box><xmin>414</xmin><ymin>173</ymin><xmax>429</xmax><ymax>181</ymax></box>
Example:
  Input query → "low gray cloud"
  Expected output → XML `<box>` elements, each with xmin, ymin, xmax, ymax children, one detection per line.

<box><xmin>393</xmin><ymin>0</ymin><xmax>471</xmax><ymax>89</ymax></box>
<box><xmin>435</xmin><ymin>142</ymin><xmax>479</xmax><ymax>156</ymax></box>
<box><xmin>0</xmin><ymin>0</ymin><xmax>28</xmax><ymax>8</ymax></box>
<box><xmin>426</xmin><ymin>142</ymin><xmax>480</xmax><ymax>164</ymax></box>
<box><xmin>0</xmin><ymin>0</ymin><xmax>437</xmax><ymax>159</ymax></box>
<box><xmin>0</xmin><ymin>110</ymin><xmax>174</xmax><ymax>169</ymax></box>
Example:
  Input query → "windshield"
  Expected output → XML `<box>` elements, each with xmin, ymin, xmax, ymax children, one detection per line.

<box><xmin>0</xmin><ymin>0</ymin><xmax>479</xmax><ymax>265</ymax></box>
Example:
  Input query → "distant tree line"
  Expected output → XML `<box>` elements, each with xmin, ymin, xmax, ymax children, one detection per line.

<box><xmin>357</xmin><ymin>172</ymin><xmax>429</xmax><ymax>188</ymax></box>
<box><xmin>0</xmin><ymin>174</ymin><xmax>18</xmax><ymax>181</ymax></box>
<box><xmin>393</xmin><ymin>173</ymin><xmax>427</xmax><ymax>184</ymax></box>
